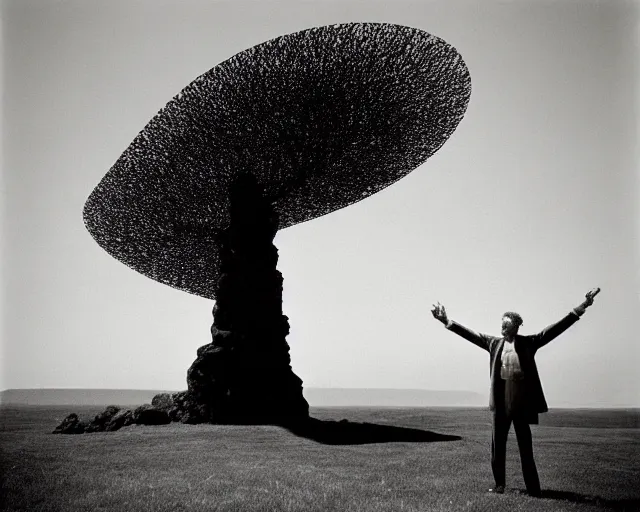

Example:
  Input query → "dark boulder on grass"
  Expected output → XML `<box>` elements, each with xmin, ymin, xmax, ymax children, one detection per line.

<box><xmin>85</xmin><ymin>405</ymin><xmax>121</xmax><ymax>433</ymax></box>
<box><xmin>151</xmin><ymin>393</ymin><xmax>174</xmax><ymax>412</ymax></box>
<box><xmin>52</xmin><ymin>413</ymin><xmax>88</xmax><ymax>434</ymax></box>
<box><xmin>151</xmin><ymin>390</ymin><xmax>203</xmax><ymax>423</ymax></box>
<box><xmin>133</xmin><ymin>404</ymin><xmax>171</xmax><ymax>425</ymax></box>
<box><xmin>152</xmin><ymin>389</ymin><xmax>220</xmax><ymax>424</ymax></box>
<box><xmin>105</xmin><ymin>408</ymin><xmax>134</xmax><ymax>431</ymax></box>
<box><xmin>167</xmin><ymin>391</ymin><xmax>190</xmax><ymax>422</ymax></box>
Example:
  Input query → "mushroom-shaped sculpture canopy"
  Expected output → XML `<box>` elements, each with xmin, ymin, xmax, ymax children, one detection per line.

<box><xmin>84</xmin><ymin>23</ymin><xmax>471</xmax><ymax>299</ymax></box>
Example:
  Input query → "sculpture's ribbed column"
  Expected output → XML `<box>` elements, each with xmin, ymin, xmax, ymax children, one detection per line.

<box><xmin>184</xmin><ymin>174</ymin><xmax>309</xmax><ymax>424</ymax></box>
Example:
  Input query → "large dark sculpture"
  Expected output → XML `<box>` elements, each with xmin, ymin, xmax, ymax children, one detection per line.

<box><xmin>70</xmin><ymin>22</ymin><xmax>471</xmax><ymax>430</ymax></box>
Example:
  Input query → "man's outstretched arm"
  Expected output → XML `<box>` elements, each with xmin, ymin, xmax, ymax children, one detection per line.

<box><xmin>431</xmin><ymin>302</ymin><xmax>491</xmax><ymax>352</ymax></box>
<box><xmin>535</xmin><ymin>287</ymin><xmax>600</xmax><ymax>350</ymax></box>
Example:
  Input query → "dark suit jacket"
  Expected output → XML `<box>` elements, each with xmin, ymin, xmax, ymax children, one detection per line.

<box><xmin>446</xmin><ymin>312</ymin><xmax>580</xmax><ymax>423</ymax></box>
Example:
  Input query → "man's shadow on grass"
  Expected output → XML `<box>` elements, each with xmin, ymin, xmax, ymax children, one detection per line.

<box><xmin>285</xmin><ymin>417</ymin><xmax>461</xmax><ymax>445</ymax></box>
<box><xmin>517</xmin><ymin>489</ymin><xmax>640</xmax><ymax>510</ymax></box>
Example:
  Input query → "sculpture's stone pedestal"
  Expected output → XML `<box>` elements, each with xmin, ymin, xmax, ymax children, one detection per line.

<box><xmin>172</xmin><ymin>175</ymin><xmax>309</xmax><ymax>424</ymax></box>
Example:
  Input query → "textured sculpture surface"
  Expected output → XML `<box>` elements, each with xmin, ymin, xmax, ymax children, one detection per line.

<box><xmin>83</xmin><ymin>22</ymin><xmax>471</xmax><ymax>299</ymax></box>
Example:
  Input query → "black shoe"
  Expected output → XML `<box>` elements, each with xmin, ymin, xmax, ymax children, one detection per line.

<box><xmin>488</xmin><ymin>486</ymin><xmax>505</xmax><ymax>494</ymax></box>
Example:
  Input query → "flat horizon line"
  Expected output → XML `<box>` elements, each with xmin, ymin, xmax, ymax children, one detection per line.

<box><xmin>1</xmin><ymin>388</ymin><xmax>638</xmax><ymax>409</ymax></box>
<box><xmin>1</xmin><ymin>387</ymin><xmax>482</xmax><ymax>390</ymax></box>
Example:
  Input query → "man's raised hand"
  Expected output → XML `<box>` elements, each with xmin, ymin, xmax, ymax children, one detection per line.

<box><xmin>584</xmin><ymin>287</ymin><xmax>601</xmax><ymax>307</ymax></box>
<box><xmin>574</xmin><ymin>287</ymin><xmax>600</xmax><ymax>316</ymax></box>
<box><xmin>431</xmin><ymin>301</ymin><xmax>449</xmax><ymax>325</ymax></box>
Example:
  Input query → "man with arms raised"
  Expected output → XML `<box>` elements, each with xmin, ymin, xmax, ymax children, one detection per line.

<box><xmin>431</xmin><ymin>288</ymin><xmax>600</xmax><ymax>497</ymax></box>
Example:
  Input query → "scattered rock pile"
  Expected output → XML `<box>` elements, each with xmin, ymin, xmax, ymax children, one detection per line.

<box><xmin>52</xmin><ymin>403</ymin><xmax>170</xmax><ymax>434</ymax></box>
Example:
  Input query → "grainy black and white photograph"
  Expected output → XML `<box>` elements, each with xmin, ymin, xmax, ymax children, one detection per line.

<box><xmin>1</xmin><ymin>1</ymin><xmax>638</xmax><ymax>511</ymax></box>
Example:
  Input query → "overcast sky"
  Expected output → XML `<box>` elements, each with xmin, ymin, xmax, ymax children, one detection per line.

<box><xmin>1</xmin><ymin>0</ymin><xmax>638</xmax><ymax>407</ymax></box>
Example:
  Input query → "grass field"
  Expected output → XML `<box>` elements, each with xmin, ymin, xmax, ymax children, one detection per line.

<box><xmin>1</xmin><ymin>406</ymin><xmax>638</xmax><ymax>511</ymax></box>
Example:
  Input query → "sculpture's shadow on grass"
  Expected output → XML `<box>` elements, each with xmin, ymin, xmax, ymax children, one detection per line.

<box><xmin>519</xmin><ymin>489</ymin><xmax>640</xmax><ymax>510</ymax></box>
<box><xmin>285</xmin><ymin>417</ymin><xmax>461</xmax><ymax>445</ymax></box>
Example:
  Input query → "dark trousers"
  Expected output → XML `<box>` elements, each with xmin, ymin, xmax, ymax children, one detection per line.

<box><xmin>491</xmin><ymin>380</ymin><xmax>541</xmax><ymax>493</ymax></box>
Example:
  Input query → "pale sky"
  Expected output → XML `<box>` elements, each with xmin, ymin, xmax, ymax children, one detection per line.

<box><xmin>1</xmin><ymin>0</ymin><xmax>638</xmax><ymax>407</ymax></box>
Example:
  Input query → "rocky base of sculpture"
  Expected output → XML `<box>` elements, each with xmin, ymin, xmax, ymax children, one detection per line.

<box><xmin>52</xmin><ymin>388</ymin><xmax>308</xmax><ymax>434</ymax></box>
<box><xmin>181</xmin><ymin>322</ymin><xmax>310</xmax><ymax>425</ymax></box>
